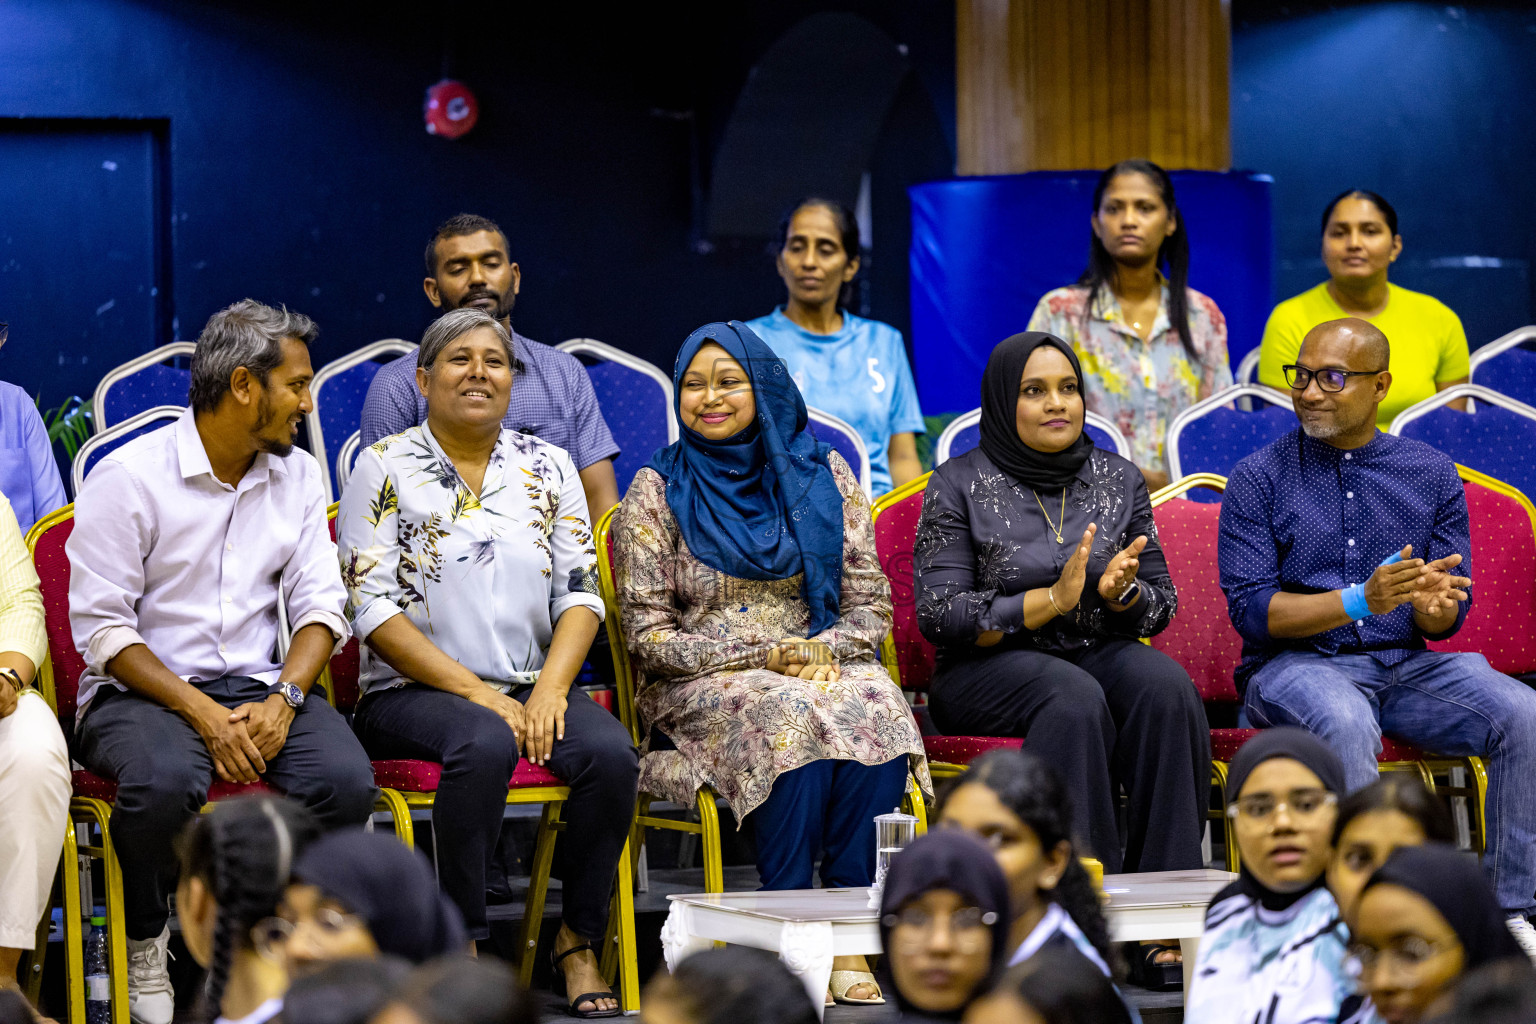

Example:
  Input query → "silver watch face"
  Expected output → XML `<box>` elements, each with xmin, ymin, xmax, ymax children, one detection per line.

<box><xmin>278</xmin><ymin>682</ymin><xmax>304</xmax><ymax>707</ymax></box>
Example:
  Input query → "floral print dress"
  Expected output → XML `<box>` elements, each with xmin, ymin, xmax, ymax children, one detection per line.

<box><xmin>614</xmin><ymin>452</ymin><xmax>929</xmax><ymax>822</ymax></box>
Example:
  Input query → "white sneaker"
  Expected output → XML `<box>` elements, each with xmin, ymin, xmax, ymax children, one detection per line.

<box><xmin>1506</xmin><ymin>915</ymin><xmax>1536</xmax><ymax>965</ymax></box>
<box><xmin>126</xmin><ymin>925</ymin><xmax>175</xmax><ymax>1024</ymax></box>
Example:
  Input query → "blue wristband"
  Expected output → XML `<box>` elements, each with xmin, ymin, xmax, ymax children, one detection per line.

<box><xmin>1342</xmin><ymin>552</ymin><xmax>1408</xmax><ymax>621</ymax></box>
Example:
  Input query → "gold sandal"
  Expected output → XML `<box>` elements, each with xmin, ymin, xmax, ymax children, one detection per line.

<box><xmin>829</xmin><ymin>970</ymin><xmax>885</xmax><ymax>1005</ymax></box>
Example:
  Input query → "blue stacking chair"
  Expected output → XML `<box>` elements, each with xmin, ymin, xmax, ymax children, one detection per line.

<box><xmin>934</xmin><ymin>407</ymin><xmax>1130</xmax><ymax>466</ymax></box>
<box><xmin>556</xmin><ymin>339</ymin><xmax>677</xmax><ymax>498</ymax></box>
<box><xmin>306</xmin><ymin>339</ymin><xmax>416</xmax><ymax>501</ymax></box>
<box><xmin>71</xmin><ymin>405</ymin><xmax>182</xmax><ymax>493</ymax></box>
<box><xmin>1166</xmin><ymin>385</ymin><xmax>1295</xmax><ymax>502</ymax></box>
<box><xmin>1469</xmin><ymin>326</ymin><xmax>1536</xmax><ymax>408</ymax></box>
<box><xmin>1390</xmin><ymin>384</ymin><xmax>1536</xmax><ymax>501</ymax></box>
<box><xmin>805</xmin><ymin>407</ymin><xmax>871</xmax><ymax>497</ymax></box>
<box><xmin>91</xmin><ymin>343</ymin><xmax>196</xmax><ymax>433</ymax></box>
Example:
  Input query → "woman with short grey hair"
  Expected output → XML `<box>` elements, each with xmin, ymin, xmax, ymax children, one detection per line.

<box><xmin>337</xmin><ymin>310</ymin><xmax>637</xmax><ymax>1018</ymax></box>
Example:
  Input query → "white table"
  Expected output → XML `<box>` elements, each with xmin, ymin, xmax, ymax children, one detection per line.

<box><xmin>662</xmin><ymin>869</ymin><xmax>1235</xmax><ymax>1018</ymax></box>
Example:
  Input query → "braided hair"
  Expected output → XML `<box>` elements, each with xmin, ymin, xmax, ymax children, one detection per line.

<box><xmin>940</xmin><ymin>749</ymin><xmax>1120</xmax><ymax>977</ymax></box>
<box><xmin>177</xmin><ymin>797</ymin><xmax>322</xmax><ymax>1020</ymax></box>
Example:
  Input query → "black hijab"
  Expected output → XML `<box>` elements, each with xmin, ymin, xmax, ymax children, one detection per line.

<box><xmin>878</xmin><ymin>830</ymin><xmax>1013</xmax><ymax>1021</ymax></box>
<box><xmin>1363</xmin><ymin>843</ymin><xmax>1522</xmax><ymax>970</ymax></box>
<box><xmin>291</xmin><ymin>830</ymin><xmax>466</xmax><ymax>964</ymax></box>
<box><xmin>979</xmin><ymin>332</ymin><xmax>1094</xmax><ymax>490</ymax></box>
<box><xmin>1226</xmin><ymin>728</ymin><xmax>1347</xmax><ymax>910</ymax></box>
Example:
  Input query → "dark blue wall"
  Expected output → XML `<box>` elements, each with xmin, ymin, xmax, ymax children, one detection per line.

<box><xmin>0</xmin><ymin>0</ymin><xmax>954</xmax><ymax>412</ymax></box>
<box><xmin>1232</xmin><ymin>1</ymin><xmax>1536</xmax><ymax>348</ymax></box>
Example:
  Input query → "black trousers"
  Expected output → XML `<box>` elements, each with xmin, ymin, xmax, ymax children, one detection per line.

<box><xmin>353</xmin><ymin>684</ymin><xmax>639</xmax><ymax>941</ymax></box>
<box><xmin>75</xmin><ymin>678</ymin><xmax>378</xmax><ymax>940</ymax></box>
<box><xmin>928</xmin><ymin>639</ymin><xmax>1209</xmax><ymax>874</ymax></box>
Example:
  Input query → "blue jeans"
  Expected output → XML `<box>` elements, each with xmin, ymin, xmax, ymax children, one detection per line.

<box><xmin>1245</xmin><ymin>650</ymin><xmax>1536</xmax><ymax>913</ymax></box>
<box><xmin>748</xmin><ymin>756</ymin><xmax>909</xmax><ymax>890</ymax></box>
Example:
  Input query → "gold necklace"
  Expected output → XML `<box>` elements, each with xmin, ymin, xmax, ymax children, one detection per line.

<box><xmin>1033</xmin><ymin>487</ymin><xmax>1067</xmax><ymax>544</ymax></box>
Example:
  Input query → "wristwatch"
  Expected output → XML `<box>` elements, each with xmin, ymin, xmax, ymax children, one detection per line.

<box><xmin>1114</xmin><ymin>579</ymin><xmax>1143</xmax><ymax>607</ymax></box>
<box><xmin>269</xmin><ymin>681</ymin><xmax>305</xmax><ymax>709</ymax></box>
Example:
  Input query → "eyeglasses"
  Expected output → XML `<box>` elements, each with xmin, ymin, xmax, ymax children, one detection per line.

<box><xmin>882</xmin><ymin>906</ymin><xmax>998</xmax><ymax>954</ymax></box>
<box><xmin>1344</xmin><ymin>936</ymin><xmax>1449</xmax><ymax>982</ymax></box>
<box><xmin>1283</xmin><ymin>364</ymin><xmax>1386</xmax><ymax>393</ymax></box>
<box><xmin>251</xmin><ymin>909</ymin><xmax>364</xmax><ymax>959</ymax></box>
<box><xmin>1226</xmin><ymin>788</ymin><xmax>1337</xmax><ymax>822</ymax></box>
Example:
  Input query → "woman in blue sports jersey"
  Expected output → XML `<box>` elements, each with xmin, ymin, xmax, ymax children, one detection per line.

<box><xmin>746</xmin><ymin>198</ymin><xmax>925</xmax><ymax>497</ymax></box>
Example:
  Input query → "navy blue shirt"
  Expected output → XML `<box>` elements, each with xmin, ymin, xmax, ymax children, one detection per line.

<box><xmin>1218</xmin><ymin>428</ymin><xmax>1470</xmax><ymax>690</ymax></box>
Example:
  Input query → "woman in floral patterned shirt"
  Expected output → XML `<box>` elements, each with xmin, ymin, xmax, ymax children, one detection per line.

<box><xmin>337</xmin><ymin>308</ymin><xmax>636</xmax><ymax>1018</ymax></box>
<box><xmin>613</xmin><ymin>321</ymin><xmax>929</xmax><ymax>1006</ymax></box>
<box><xmin>1027</xmin><ymin>159</ymin><xmax>1232</xmax><ymax>490</ymax></box>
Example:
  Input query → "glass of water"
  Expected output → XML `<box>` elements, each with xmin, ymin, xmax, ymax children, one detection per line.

<box><xmin>868</xmin><ymin>812</ymin><xmax>920</xmax><ymax>906</ymax></box>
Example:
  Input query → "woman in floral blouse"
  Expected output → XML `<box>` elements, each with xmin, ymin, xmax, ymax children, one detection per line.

<box><xmin>614</xmin><ymin>321</ymin><xmax>928</xmax><ymax>1006</ymax></box>
<box><xmin>1027</xmin><ymin>159</ymin><xmax>1232</xmax><ymax>491</ymax></box>
<box><xmin>337</xmin><ymin>308</ymin><xmax>636</xmax><ymax>1018</ymax></box>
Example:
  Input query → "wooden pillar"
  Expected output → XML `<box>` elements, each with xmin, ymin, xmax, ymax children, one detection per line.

<box><xmin>957</xmin><ymin>0</ymin><xmax>1230</xmax><ymax>174</ymax></box>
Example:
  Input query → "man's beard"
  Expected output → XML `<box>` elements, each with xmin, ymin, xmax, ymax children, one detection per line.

<box><xmin>1298</xmin><ymin>405</ymin><xmax>1369</xmax><ymax>441</ymax></box>
<box><xmin>456</xmin><ymin>288</ymin><xmax>515</xmax><ymax>320</ymax></box>
<box><xmin>253</xmin><ymin>394</ymin><xmax>295</xmax><ymax>458</ymax></box>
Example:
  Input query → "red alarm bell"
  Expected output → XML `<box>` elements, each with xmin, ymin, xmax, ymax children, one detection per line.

<box><xmin>424</xmin><ymin>79</ymin><xmax>479</xmax><ymax>140</ymax></box>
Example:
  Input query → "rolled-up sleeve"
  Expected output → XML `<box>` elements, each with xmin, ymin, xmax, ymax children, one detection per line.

<box><xmin>913</xmin><ymin>471</ymin><xmax>1026</xmax><ymax>646</ymax></box>
<box><xmin>548</xmin><ymin>449</ymin><xmax>605</xmax><ymax>624</ymax></box>
<box><xmin>66</xmin><ymin>459</ymin><xmax>152</xmax><ymax>674</ymax></box>
<box><xmin>1218</xmin><ymin>461</ymin><xmax>1281</xmax><ymax>647</ymax></box>
<box><xmin>0</xmin><ymin>493</ymin><xmax>46</xmax><ymax>668</ymax></box>
<box><xmin>336</xmin><ymin>447</ymin><xmax>406</xmax><ymax>641</ymax></box>
<box><xmin>282</xmin><ymin>459</ymin><xmax>349</xmax><ymax>651</ymax></box>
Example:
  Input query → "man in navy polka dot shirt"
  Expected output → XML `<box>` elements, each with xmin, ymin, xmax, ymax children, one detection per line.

<box><xmin>1218</xmin><ymin>318</ymin><xmax>1536</xmax><ymax>951</ymax></box>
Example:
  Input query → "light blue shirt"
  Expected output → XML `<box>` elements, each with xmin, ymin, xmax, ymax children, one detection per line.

<box><xmin>0</xmin><ymin>381</ymin><xmax>67</xmax><ymax>535</ymax></box>
<box><xmin>744</xmin><ymin>308</ymin><xmax>924</xmax><ymax>496</ymax></box>
<box><xmin>337</xmin><ymin>424</ymin><xmax>605</xmax><ymax>697</ymax></box>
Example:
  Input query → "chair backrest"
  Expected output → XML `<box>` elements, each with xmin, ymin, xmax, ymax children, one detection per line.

<box><xmin>593</xmin><ymin>505</ymin><xmax>641</xmax><ymax>744</ymax></box>
<box><xmin>1469</xmin><ymin>325</ymin><xmax>1536</xmax><ymax>408</ymax></box>
<box><xmin>871</xmin><ymin>473</ymin><xmax>937</xmax><ymax>693</ymax></box>
<box><xmin>25</xmin><ymin>508</ymin><xmax>84</xmax><ymax>735</ymax></box>
<box><xmin>1235</xmin><ymin>348</ymin><xmax>1260</xmax><ymax>387</ymax></box>
<box><xmin>805</xmin><ymin>407</ymin><xmax>871</xmax><ymax>497</ymax></box>
<box><xmin>556</xmin><ymin>339</ymin><xmax>678</xmax><ymax>498</ymax></box>
<box><xmin>934</xmin><ymin>407</ymin><xmax>1130</xmax><ymax>466</ymax></box>
<box><xmin>92</xmin><ymin>342</ymin><xmax>196</xmax><ymax>432</ymax></box>
<box><xmin>334</xmin><ymin>431</ymin><xmax>363</xmax><ymax>495</ymax></box>
<box><xmin>1167</xmin><ymin>385</ymin><xmax>1295</xmax><ymax>501</ymax></box>
<box><xmin>1148</xmin><ymin>475</ymin><xmax>1242</xmax><ymax>704</ymax></box>
<box><xmin>1428</xmin><ymin>466</ymin><xmax>1536</xmax><ymax>675</ymax></box>
<box><xmin>1389</xmin><ymin>385</ymin><xmax>1536</xmax><ymax>504</ymax></box>
<box><xmin>71</xmin><ymin>405</ymin><xmax>181</xmax><ymax>494</ymax></box>
<box><xmin>306</xmin><ymin>339</ymin><xmax>417</xmax><ymax>503</ymax></box>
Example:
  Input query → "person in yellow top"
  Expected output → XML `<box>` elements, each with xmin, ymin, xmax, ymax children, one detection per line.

<box><xmin>1258</xmin><ymin>189</ymin><xmax>1469</xmax><ymax>429</ymax></box>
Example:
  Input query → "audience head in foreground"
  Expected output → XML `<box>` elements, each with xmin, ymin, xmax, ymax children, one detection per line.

<box><xmin>963</xmin><ymin>945</ymin><xmax>1133</xmax><ymax>1024</ymax></box>
<box><xmin>877</xmin><ymin>829</ymin><xmax>1011</xmax><ymax>1020</ymax></box>
<box><xmin>177</xmin><ymin>797</ymin><xmax>322</xmax><ymax>1023</ymax></box>
<box><xmin>638</xmin><ymin>946</ymin><xmax>818</xmax><ymax>1024</ymax></box>
<box><xmin>1327</xmin><ymin>774</ymin><xmax>1456</xmax><ymax>926</ymax></box>
<box><xmin>370</xmin><ymin>956</ymin><xmax>536</xmax><ymax>1024</ymax></box>
<box><xmin>1184</xmin><ymin>728</ymin><xmax>1357</xmax><ymax>1024</ymax></box>
<box><xmin>1352</xmin><ymin>843</ymin><xmax>1525</xmax><ymax>1024</ymax></box>
<box><xmin>936</xmin><ymin>749</ymin><xmax>1118</xmax><ymax>979</ymax></box>
<box><xmin>278</xmin><ymin>830</ymin><xmax>466</xmax><ymax>977</ymax></box>
<box><xmin>1423</xmin><ymin>957</ymin><xmax>1536</xmax><ymax>1024</ymax></box>
<box><xmin>280</xmin><ymin>956</ymin><xmax>409</xmax><ymax>1024</ymax></box>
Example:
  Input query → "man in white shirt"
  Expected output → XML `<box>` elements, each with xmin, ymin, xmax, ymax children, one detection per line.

<box><xmin>67</xmin><ymin>300</ymin><xmax>376</xmax><ymax>1024</ymax></box>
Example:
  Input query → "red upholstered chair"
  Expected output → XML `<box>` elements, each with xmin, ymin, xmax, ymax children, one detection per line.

<box><xmin>870</xmin><ymin>474</ymin><xmax>1023</xmax><ymax>783</ymax></box>
<box><xmin>1149</xmin><ymin>474</ymin><xmax>1486</xmax><ymax>869</ymax></box>
<box><xmin>323</xmin><ymin>505</ymin><xmax>639</xmax><ymax>1008</ymax></box>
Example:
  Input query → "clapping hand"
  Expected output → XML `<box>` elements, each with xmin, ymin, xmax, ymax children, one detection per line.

<box><xmin>1410</xmin><ymin>552</ymin><xmax>1471</xmax><ymax>619</ymax></box>
<box><xmin>1050</xmin><ymin>525</ymin><xmax>1098</xmax><ymax>613</ymax></box>
<box><xmin>1098</xmin><ymin>535</ymin><xmax>1149</xmax><ymax>609</ymax></box>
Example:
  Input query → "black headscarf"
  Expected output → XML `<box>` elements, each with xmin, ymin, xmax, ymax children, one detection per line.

<box><xmin>291</xmin><ymin>830</ymin><xmax>466</xmax><ymax>964</ymax></box>
<box><xmin>1226</xmin><ymin>728</ymin><xmax>1348</xmax><ymax>910</ymax></box>
<box><xmin>1363</xmin><ymin>843</ymin><xmax>1522</xmax><ymax>970</ymax></box>
<box><xmin>878</xmin><ymin>830</ymin><xmax>1013</xmax><ymax>1021</ymax></box>
<box><xmin>978</xmin><ymin>332</ymin><xmax>1094</xmax><ymax>490</ymax></box>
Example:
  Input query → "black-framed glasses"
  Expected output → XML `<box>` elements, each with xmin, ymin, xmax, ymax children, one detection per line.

<box><xmin>1283</xmin><ymin>364</ymin><xmax>1386</xmax><ymax>393</ymax></box>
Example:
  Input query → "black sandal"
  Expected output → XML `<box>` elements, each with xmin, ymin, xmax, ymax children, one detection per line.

<box><xmin>1129</xmin><ymin>942</ymin><xmax>1183</xmax><ymax>991</ymax></box>
<box><xmin>550</xmin><ymin>942</ymin><xmax>621</xmax><ymax>1018</ymax></box>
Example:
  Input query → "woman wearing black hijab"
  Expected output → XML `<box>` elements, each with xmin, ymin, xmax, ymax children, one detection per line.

<box><xmin>878</xmin><ymin>830</ymin><xmax>1013</xmax><ymax>1022</ymax></box>
<box><xmin>1353</xmin><ymin>844</ymin><xmax>1529</xmax><ymax>1024</ymax></box>
<box><xmin>913</xmin><ymin>332</ymin><xmax>1208</xmax><ymax>885</ymax></box>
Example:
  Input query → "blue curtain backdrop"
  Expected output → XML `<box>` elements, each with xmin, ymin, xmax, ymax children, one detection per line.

<box><xmin>908</xmin><ymin>171</ymin><xmax>1273</xmax><ymax>415</ymax></box>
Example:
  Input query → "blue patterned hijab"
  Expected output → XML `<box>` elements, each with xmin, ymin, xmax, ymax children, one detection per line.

<box><xmin>645</xmin><ymin>321</ymin><xmax>844</xmax><ymax>635</ymax></box>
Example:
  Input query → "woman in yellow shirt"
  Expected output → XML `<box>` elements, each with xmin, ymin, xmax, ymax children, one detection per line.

<box><xmin>1258</xmin><ymin>189</ymin><xmax>1468</xmax><ymax>428</ymax></box>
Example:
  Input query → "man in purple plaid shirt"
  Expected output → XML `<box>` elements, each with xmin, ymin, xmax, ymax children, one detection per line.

<box><xmin>360</xmin><ymin>213</ymin><xmax>621</xmax><ymax>517</ymax></box>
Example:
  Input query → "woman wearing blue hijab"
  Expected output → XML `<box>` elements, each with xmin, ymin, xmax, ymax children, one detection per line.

<box><xmin>614</xmin><ymin>321</ymin><xmax>929</xmax><ymax>1005</ymax></box>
